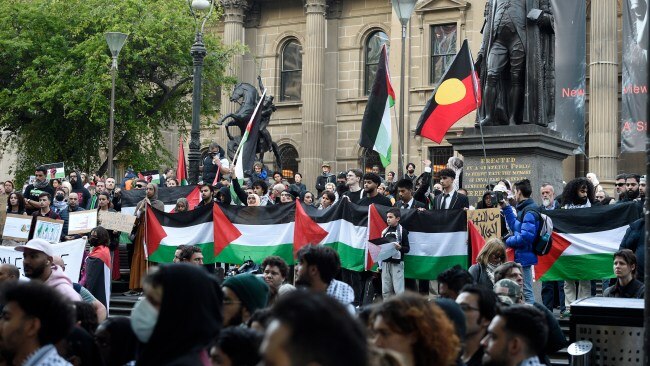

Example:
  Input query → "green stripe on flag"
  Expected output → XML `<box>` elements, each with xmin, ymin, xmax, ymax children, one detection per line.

<box><xmin>405</xmin><ymin>255</ymin><xmax>468</xmax><ymax>280</ymax></box>
<box><xmin>324</xmin><ymin>242</ymin><xmax>366</xmax><ymax>271</ymax></box>
<box><xmin>539</xmin><ymin>253</ymin><xmax>613</xmax><ymax>281</ymax></box>
<box><xmin>216</xmin><ymin>243</ymin><xmax>294</xmax><ymax>265</ymax></box>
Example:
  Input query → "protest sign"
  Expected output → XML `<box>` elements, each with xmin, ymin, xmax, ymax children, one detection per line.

<box><xmin>466</xmin><ymin>208</ymin><xmax>501</xmax><ymax>240</ymax></box>
<box><xmin>32</xmin><ymin>217</ymin><xmax>64</xmax><ymax>243</ymax></box>
<box><xmin>68</xmin><ymin>210</ymin><xmax>97</xmax><ymax>235</ymax></box>
<box><xmin>0</xmin><ymin>238</ymin><xmax>86</xmax><ymax>282</ymax></box>
<box><xmin>2</xmin><ymin>214</ymin><xmax>32</xmax><ymax>242</ymax></box>
<box><xmin>98</xmin><ymin>210</ymin><xmax>137</xmax><ymax>233</ymax></box>
<box><xmin>41</xmin><ymin>162</ymin><xmax>65</xmax><ymax>179</ymax></box>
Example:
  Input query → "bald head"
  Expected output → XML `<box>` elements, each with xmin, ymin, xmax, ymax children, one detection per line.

<box><xmin>0</xmin><ymin>264</ymin><xmax>20</xmax><ymax>282</ymax></box>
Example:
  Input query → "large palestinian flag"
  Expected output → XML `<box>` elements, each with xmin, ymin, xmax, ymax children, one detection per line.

<box><xmin>370</xmin><ymin>205</ymin><xmax>468</xmax><ymax>279</ymax></box>
<box><xmin>415</xmin><ymin>39</ymin><xmax>480</xmax><ymax>143</ymax></box>
<box><xmin>83</xmin><ymin>245</ymin><xmax>112</xmax><ymax>311</ymax></box>
<box><xmin>144</xmin><ymin>199</ymin><xmax>469</xmax><ymax>279</ymax></box>
<box><xmin>360</xmin><ymin>44</ymin><xmax>394</xmax><ymax>167</ymax></box>
<box><xmin>535</xmin><ymin>202</ymin><xmax>642</xmax><ymax>281</ymax></box>
<box><xmin>121</xmin><ymin>185</ymin><xmax>200</xmax><ymax>215</ymax></box>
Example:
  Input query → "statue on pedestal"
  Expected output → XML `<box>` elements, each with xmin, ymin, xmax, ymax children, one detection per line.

<box><xmin>217</xmin><ymin>76</ymin><xmax>282</xmax><ymax>174</ymax></box>
<box><xmin>476</xmin><ymin>0</ymin><xmax>555</xmax><ymax>128</ymax></box>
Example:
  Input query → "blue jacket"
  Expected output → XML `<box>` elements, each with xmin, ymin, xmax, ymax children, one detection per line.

<box><xmin>503</xmin><ymin>198</ymin><xmax>539</xmax><ymax>266</ymax></box>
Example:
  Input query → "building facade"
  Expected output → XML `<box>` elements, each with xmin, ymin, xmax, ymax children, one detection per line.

<box><xmin>206</xmin><ymin>0</ymin><xmax>639</xmax><ymax>199</ymax></box>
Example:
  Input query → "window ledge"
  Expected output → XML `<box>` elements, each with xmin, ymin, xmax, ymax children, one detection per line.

<box><xmin>275</xmin><ymin>101</ymin><xmax>303</xmax><ymax>107</ymax></box>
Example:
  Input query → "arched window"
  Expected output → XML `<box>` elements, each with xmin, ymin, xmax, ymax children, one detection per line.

<box><xmin>359</xmin><ymin>148</ymin><xmax>385</xmax><ymax>177</ymax></box>
<box><xmin>277</xmin><ymin>144</ymin><xmax>299</xmax><ymax>183</ymax></box>
<box><xmin>364</xmin><ymin>31</ymin><xmax>390</xmax><ymax>95</ymax></box>
<box><xmin>280</xmin><ymin>40</ymin><xmax>302</xmax><ymax>101</ymax></box>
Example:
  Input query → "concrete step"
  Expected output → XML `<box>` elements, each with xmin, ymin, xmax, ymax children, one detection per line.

<box><xmin>109</xmin><ymin>294</ymin><xmax>140</xmax><ymax>317</ymax></box>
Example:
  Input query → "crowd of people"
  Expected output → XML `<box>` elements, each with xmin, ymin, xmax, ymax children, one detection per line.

<box><xmin>0</xmin><ymin>144</ymin><xmax>646</xmax><ymax>365</ymax></box>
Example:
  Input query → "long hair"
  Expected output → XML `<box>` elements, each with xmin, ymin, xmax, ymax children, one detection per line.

<box><xmin>561</xmin><ymin>177</ymin><xmax>594</xmax><ymax>206</ymax></box>
<box><xmin>7</xmin><ymin>192</ymin><xmax>25</xmax><ymax>213</ymax></box>
<box><xmin>371</xmin><ymin>293</ymin><xmax>460</xmax><ymax>366</ymax></box>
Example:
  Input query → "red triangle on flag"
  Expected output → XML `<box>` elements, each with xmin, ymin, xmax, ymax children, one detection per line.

<box><xmin>176</xmin><ymin>136</ymin><xmax>188</xmax><ymax>185</ymax></box>
<box><xmin>293</xmin><ymin>202</ymin><xmax>328</xmax><ymax>256</ymax></box>
<box><xmin>145</xmin><ymin>205</ymin><xmax>168</xmax><ymax>257</ymax></box>
<box><xmin>468</xmin><ymin>220</ymin><xmax>486</xmax><ymax>265</ymax></box>
<box><xmin>534</xmin><ymin>232</ymin><xmax>571</xmax><ymax>280</ymax></box>
<box><xmin>212</xmin><ymin>203</ymin><xmax>242</xmax><ymax>257</ymax></box>
<box><xmin>366</xmin><ymin>204</ymin><xmax>389</xmax><ymax>270</ymax></box>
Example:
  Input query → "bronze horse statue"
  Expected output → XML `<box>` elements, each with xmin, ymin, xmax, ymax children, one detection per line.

<box><xmin>217</xmin><ymin>81</ymin><xmax>282</xmax><ymax>171</ymax></box>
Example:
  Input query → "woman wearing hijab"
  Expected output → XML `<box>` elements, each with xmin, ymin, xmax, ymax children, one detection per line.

<box><xmin>128</xmin><ymin>183</ymin><xmax>165</xmax><ymax>295</ymax></box>
<box><xmin>95</xmin><ymin>317</ymin><xmax>137</xmax><ymax>366</ymax></box>
<box><xmin>175</xmin><ymin>197</ymin><xmax>190</xmax><ymax>212</ymax></box>
<box><xmin>131</xmin><ymin>264</ymin><xmax>223</xmax><ymax>365</ymax></box>
<box><xmin>246</xmin><ymin>193</ymin><xmax>261</xmax><ymax>207</ymax></box>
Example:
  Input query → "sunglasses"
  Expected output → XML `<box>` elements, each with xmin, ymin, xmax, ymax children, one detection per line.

<box><xmin>136</xmin><ymin>184</ymin><xmax>145</xmax><ymax>188</ymax></box>
<box><xmin>616</xmin><ymin>183</ymin><xmax>625</xmax><ymax>187</ymax></box>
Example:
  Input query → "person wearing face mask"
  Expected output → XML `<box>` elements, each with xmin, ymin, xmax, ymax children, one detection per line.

<box><xmin>52</xmin><ymin>187</ymin><xmax>68</xmax><ymax>213</ymax></box>
<box><xmin>80</xmin><ymin>226</ymin><xmax>112</xmax><ymax>310</ymax></box>
<box><xmin>131</xmin><ymin>264</ymin><xmax>223</xmax><ymax>365</ymax></box>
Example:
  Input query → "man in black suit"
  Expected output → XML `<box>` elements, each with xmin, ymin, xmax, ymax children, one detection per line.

<box><xmin>432</xmin><ymin>168</ymin><xmax>469</xmax><ymax>210</ymax></box>
<box><xmin>394</xmin><ymin>178</ymin><xmax>426</xmax><ymax>209</ymax></box>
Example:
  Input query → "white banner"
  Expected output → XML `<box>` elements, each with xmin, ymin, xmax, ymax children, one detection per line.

<box><xmin>0</xmin><ymin>238</ymin><xmax>86</xmax><ymax>282</ymax></box>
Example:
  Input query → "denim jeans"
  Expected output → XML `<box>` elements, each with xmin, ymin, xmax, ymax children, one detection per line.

<box><xmin>541</xmin><ymin>281</ymin><xmax>566</xmax><ymax>312</ymax></box>
<box><xmin>522</xmin><ymin>265</ymin><xmax>535</xmax><ymax>304</ymax></box>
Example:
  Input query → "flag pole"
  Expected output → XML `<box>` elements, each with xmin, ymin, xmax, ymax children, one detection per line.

<box><xmin>467</xmin><ymin>40</ymin><xmax>491</xmax><ymax>190</ymax></box>
<box><xmin>232</xmin><ymin>89</ymin><xmax>267</xmax><ymax>165</ymax></box>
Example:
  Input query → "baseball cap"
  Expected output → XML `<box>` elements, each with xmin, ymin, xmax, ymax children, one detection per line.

<box><xmin>321</xmin><ymin>162</ymin><xmax>331</xmax><ymax>167</ymax></box>
<box><xmin>494</xmin><ymin>279</ymin><xmax>521</xmax><ymax>305</ymax></box>
<box><xmin>15</xmin><ymin>238</ymin><xmax>54</xmax><ymax>258</ymax></box>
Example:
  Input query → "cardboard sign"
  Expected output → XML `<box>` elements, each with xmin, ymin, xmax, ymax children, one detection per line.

<box><xmin>466</xmin><ymin>208</ymin><xmax>501</xmax><ymax>240</ymax></box>
<box><xmin>0</xmin><ymin>238</ymin><xmax>86</xmax><ymax>282</ymax></box>
<box><xmin>98</xmin><ymin>210</ymin><xmax>137</xmax><ymax>233</ymax></box>
<box><xmin>2</xmin><ymin>214</ymin><xmax>32</xmax><ymax>242</ymax></box>
<box><xmin>68</xmin><ymin>210</ymin><xmax>98</xmax><ymax>235</ymax></box>
<box><xmin>33</xmin><ymin>217</ymin><xmax>64</xmax><ymax>243</ymax></box>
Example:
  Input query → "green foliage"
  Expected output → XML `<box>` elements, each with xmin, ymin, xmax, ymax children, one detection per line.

<box><xmin>0</xmin><ymin>0</ymin><xmax>239</xmax><ymax>183</ymax></box>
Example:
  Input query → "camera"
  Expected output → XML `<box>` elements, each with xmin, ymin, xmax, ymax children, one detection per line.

<box><xmin>491</xmin><ymin>190</ymin><xmax>505</xmax><ymax>204</ymax></box>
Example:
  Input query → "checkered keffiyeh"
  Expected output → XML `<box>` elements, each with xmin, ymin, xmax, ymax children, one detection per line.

<box><xmin>326</xmin><ymin>279</ymin><xmax>355</xmax><ymax>306</ymax></box>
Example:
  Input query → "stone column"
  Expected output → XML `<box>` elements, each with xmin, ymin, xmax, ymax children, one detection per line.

<box><xmin>218</xmin><ymin>0</ymin><xmax>248</xmax><ymax>145</ymax></box>
<box><xmin>587</xmin><ymin>0</ymin><xmax>618</xmax><ymax>192</ymax></box>
<box><xmin>302</xmin><ymin>0</ymin><xmax>327</xmax><ymax>186</ymax></box>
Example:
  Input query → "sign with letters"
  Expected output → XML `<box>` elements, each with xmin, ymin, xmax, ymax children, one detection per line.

<box><xmin>466</xmin><ymin>208</ymin><xmax>501</xmax><ymax>240</ymax></box>
<box><xmin>98</xmin><ymin>210</ymin><xmax>137</xmax><ymax>233</ymax></box>
<box><xmin>68</xmin><ymin>210</ymin><xmax>98</xmax><ymax>235</ymax></box>
<box><xmin>0</xmin><ymin>238</ymin><xmax>86</xmax><ymax>282</ymax></box>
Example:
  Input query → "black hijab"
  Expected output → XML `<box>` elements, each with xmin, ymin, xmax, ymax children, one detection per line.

<box><xmin>137</xmin><ymin>264</ymin><xmax>223</xmax><ymax>366</ymax></box>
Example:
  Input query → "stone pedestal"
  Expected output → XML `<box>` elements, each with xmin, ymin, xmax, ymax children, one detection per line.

<box><xmin>447</xmin><ymin>125</ymin><xmax>578</xmax><ymax>204</ymax></box>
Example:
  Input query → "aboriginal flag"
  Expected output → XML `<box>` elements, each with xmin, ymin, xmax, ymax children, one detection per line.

<box><xmin>416</xmin><ymin>40</ymin><xmax>480</xmax><ymax>143</ymax></box>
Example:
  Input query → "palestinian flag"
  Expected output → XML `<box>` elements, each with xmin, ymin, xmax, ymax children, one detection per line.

<box><xmin>360</xmin><ymin>44</ymin><xmax>394</xmax><ymax>167</ymax></box>
<box><xmin>176</xmin><ymin>136</ymin><xmax>188</xmax><ymax>186</ymax></box>
<box><xmin>121</xmin><ymin>185</ymin><xmax>200</xmax><ymax>215</ymax></box>
<box><xmin>535</xmin><ymin>203</ymin><xmax>642</xmax><ymax>281</ymax></box>
<box><xmin>145</xmin><ymin>203</ymin><xmax>220</xmax><ymax>263</ymax></box>
<box><xmin>371</xmin><ymin>205</ymin><xmax>469</xmax><ymax>279</ymax></box>
<box><xmin>365</xmin><ymin>203</ymin><xmax>388</xmax><ymax>270</ymax></box>
<box><xmin>83</xmin><ymin>245</ymin><xmax>112</xmax><ymax>311</ymax></box>
<box><xmin>234</xmin><ymin>89</ymin><xmax>266</xmax><ymax>180</ymax></box>
<box><xmin>416</xmin><ymin>39</ymin><xmax>480</xmax><ymax>143</ymax></box>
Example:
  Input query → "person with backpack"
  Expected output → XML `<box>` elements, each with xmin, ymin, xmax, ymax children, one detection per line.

<box><xmin>499</xmin><ymin>179</ymin><xmax>540</xmax><ymax>304</ymax></box>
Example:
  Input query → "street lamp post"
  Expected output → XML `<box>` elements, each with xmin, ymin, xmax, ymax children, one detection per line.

<box><xmin>105</xmin><ymin>32</ymin><xmax>128</xmax><ymax>178</ymax></box>
<box><xmin>391</xmin><ymin>0</ymin><xmax>417</xmax><ymax>179</ymax></box>
<box><xmin>187</xmin><ymin>0</ymin><xmax>214</xmax><ymax>185</ymax></box>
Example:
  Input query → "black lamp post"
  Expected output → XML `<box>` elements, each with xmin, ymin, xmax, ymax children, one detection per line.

<box><xmin>187</xmin><ymin>0</ymin><xmax>214</xmax><ymax>184</ymax></box>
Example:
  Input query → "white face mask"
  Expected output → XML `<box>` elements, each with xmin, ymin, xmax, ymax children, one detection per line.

<box><xmin>130</xmin><ymin>298</ymin><xmax>159</xmax><ymax>343</ymax></box>
<box><xmin>542</xmin><ymin>198</ymin><xmax>551</xmax><ymax>207</ymax></box>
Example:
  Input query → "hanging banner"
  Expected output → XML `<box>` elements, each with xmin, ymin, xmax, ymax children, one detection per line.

<box><xmin>620</xmin><ymin>0</ymin><xmax>648</xmax><ymax>152</ymax></box>
<box><xmin>0</xmin><ymin>238</ymin><xmax>86</xmax><ymax>282</ymax></box>
<box><xmin>550</xmin><ymin>0</ymin><xmax>586</xmax><ymax>153</ymax></box>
